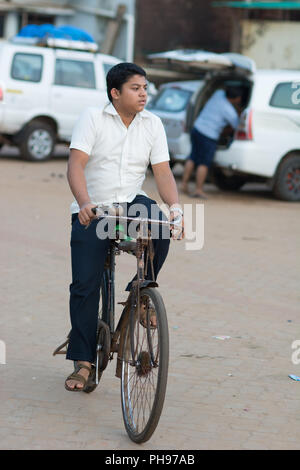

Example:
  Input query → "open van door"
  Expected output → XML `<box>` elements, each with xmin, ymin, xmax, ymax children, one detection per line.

<box><xmin>149</xmin><ymin>49</ymin><xmax>255</xmax><ymax>131</ymax></box>
<box><xmin>148</xmin><ymin>50</ymin><xmax>256</xmax><ymax>76</ymax></box>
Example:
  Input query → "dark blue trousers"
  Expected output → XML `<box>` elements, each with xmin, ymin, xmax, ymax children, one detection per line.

<box><xmin>189</xmin><ymin>128</ymin><xmax>217</xmax><ymax>168</ymax></box>
<box><xmin>66</xmin><ymin>195</ymin><xmax>170</xmax><ymax>363</ymax></box>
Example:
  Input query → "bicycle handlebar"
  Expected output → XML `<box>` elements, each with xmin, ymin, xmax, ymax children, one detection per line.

<box><xmin>91</xmin><ymin>206</ymin><xmax>182</xmax><ymax>228</ymax></box>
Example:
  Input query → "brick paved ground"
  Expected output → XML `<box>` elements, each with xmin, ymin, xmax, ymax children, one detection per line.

<box><xmin>0</xmin><ymin>147</ymin><xmax>299</xmax><ymax>450</ymax></box>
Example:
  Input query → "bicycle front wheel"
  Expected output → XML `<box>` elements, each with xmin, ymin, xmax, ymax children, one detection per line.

<box><xmin>120</xmin><ymin>287</ymin><xmax>169</xmax><ymax>443</ymax></box>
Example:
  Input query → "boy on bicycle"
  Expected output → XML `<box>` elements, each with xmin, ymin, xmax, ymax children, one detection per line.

<box><xmin>65</xmin><ymin>62</ymin><xmax>184</xmax><ymax>391</ymax></box>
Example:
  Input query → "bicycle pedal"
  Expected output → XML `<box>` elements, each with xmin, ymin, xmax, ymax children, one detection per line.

<box><xmin>52</xmin><ymin>339</ymin><xmax>69</xmax><ymax>356</ymax></box>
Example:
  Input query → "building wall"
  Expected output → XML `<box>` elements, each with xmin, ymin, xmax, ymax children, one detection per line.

<box><xmin>134</xmin><ymin>0</ymin><xmax>233</xmax><ymax>60</ymax></box>
<box><xmin>64</xmin><ymin>0</ymin><xmax>136</xmax><ymax>60</ymax></box>
<box><xmin>0</xmin><ymin>0</ymin><xmax>136</xmax><ymax>61</ymax></box>
<box><xmin>240</xmin><ymin>20</ymin><xmax>300</xmax><ymax>69</ymax></box>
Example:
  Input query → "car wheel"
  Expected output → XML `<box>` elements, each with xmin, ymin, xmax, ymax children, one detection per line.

<box><xmin>273</xmin><ymin>154</ymin><xmax>300</xmax><ymax>202</ymax></box>
<box><xmin>211</xmin><ymin>167</ymin><xmax>246</xmax><ymax>191</ymax></box>
<box><xmin>19</xmin><ymin>121</ymin><xmax>56</xmax><ymax>161</ymax></box>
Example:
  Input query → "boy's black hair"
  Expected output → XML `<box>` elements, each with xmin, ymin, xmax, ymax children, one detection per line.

<box><xmin>106</xmin><ymin>62</ymin><xmax>147</xmax><ymax>102</ymax></box>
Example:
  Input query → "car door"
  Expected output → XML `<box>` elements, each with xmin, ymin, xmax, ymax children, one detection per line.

<box><xmin>255</xmin><ymin>78</ymin><xmax>300</xmax><ymax>169</ymax></box>
<box><xmin>50</xmin><ymin>51</ymin><xmax>106</xmax><ymax>141</ymax></box>
<box><xmin>2</xmin><ymin>45</ymin><xmax>49</xmax><ymax>134</ymax></box>
<box><xmin>268</xmin><ymin>80</ymin><xmax>300</xmax><ymax>128</ymax></box>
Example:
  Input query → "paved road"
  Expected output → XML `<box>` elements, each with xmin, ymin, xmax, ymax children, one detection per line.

<box><xmin>1</xmin><ymin>146</ymin><xmax>300</xmax><ymax>450</ymax></box>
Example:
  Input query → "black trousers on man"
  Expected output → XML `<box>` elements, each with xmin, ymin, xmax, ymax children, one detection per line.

<box><xmin>66</xmin><ymin>195</ymin><xmax>170</xmax><ymax>363</ymax></box>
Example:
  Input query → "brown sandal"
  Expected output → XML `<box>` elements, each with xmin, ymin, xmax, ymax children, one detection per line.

<box><xmin>139</xmin><ymin>298</ymin><xmax>157</xmax><ymax>329</ymax></box>
<box><xmin>65</xmin><ymin>362</ymin><xmax>92</xmax><ymax>392</ymax></box>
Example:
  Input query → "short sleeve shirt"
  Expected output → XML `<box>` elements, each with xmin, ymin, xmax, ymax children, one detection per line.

<box><xmin>69</xmin><ymin>102</ymin><xmax>170</xmax><ymax>214</ymax></box>
<box><xmin>194</xmin><ymin>89</ymin><xmax>239</xmax><ymax>141</ymax></box>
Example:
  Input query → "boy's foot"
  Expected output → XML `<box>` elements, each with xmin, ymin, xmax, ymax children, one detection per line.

<box><xmin>65</xmin><ymin>361</ymin><xmax>92</xmax><ymax>391</ymax></box>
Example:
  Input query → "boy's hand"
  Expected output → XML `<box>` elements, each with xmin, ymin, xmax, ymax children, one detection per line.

<box><xmin>170</xmin><ymin>208</ymin><xmax>184</xmax><ymax>240</ymax></box>
<box><xmin>78</xmin><ymin>202</ymin><xmax>97</xmax><ymax>226</ymax></box>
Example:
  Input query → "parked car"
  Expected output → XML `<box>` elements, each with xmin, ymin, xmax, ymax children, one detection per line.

<box><xmin>0</xmin><ymin>38</ymin><xmax>121</xmax><ymax>161</ymax></box>
<box><xmin>149</xmin><ymin>50</ymin><xmax>300</xmax><ymax>201</ymax></box>
<box><xmin>147</xmin><ymin>80</ymin><xmax>204</xmax><ymax>167</ymax></box>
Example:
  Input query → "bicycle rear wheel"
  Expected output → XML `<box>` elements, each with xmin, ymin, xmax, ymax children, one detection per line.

<box><xmin>120</xmin><ymin>287</ymin><xmax>169</xmax><ymax>443</ymax></box>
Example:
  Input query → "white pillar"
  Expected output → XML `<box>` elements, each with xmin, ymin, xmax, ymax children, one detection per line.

<box><xmin>125</xmin><ymin>13</ymin><xmax>135</xmax><ymax>62</ymax></box>
<box><xmin>3</xmin><ymin>12</ymin><xmax>19</xmax><ymax>39</ymax></box>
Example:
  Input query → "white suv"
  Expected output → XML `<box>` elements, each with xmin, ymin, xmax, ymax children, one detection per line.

<box><xmin>214</xmin><ymin>70</ymin><xmax>300</xmax><ymax>202</ymax></box>
<box><xmin>149</xmin><ymin>51</ymin><xmax>300</xmax><ymax>201</ymax></box>
<box><xmin>0</xmin><ymin>40</ymin><xmax>120</xmax><ymax>161</ymax></box>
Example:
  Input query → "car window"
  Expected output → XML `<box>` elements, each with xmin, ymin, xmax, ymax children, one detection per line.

<box><xmin>270</xmin><ymin>82</ymin><xmax>300</xmax><ymax>110</ymax></box>
<box><xmin>54</xmin><ymin>59</ymin><xmax>96</xmax><ymax>89</ymax></box>
<box><xmin>103</xmin><ymin>62</ymin><xmax>116</xmax><ymax>76</ymax></box>
<box><xmin>149</xmin><ymin>88</ymin><xmax>192</xmax><ymax>112</ymax></box>
<box><xmin>11</xmin><ymin>53</ymin><xmax>43</xmax><ymax>82</ymax></box>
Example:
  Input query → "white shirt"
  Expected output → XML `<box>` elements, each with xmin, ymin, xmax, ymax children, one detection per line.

<box><xmin>69</xmin><ymin>102</ymin><xmax>170</xmax><ymax>214</ymax></box>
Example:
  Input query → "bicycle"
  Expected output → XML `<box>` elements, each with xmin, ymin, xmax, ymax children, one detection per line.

<box><xmin>53</xmin><ymin>203</ymin><xmax>182</xmax><ymax>443</ymax></box>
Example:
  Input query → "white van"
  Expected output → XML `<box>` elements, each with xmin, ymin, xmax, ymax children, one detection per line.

<box><xmin>0</xmin><ymin>39</ymin><xmax>120</xmax><ymax>161</ymax></box>
<box><xmin>149</xmin><ymin>51</ymin><xmax>300</xmax><ymax>201</ymax></box>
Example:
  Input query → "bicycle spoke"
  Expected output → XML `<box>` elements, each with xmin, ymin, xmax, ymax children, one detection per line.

<box><xmin>124</xmin><ymin>353</ymin><xmax>158</xmax><ymax>431</ymax></box>
<box><xmin>131</xmin><ymin>373</ymin><xmax>155</xmax><ymax>414</ymax></box>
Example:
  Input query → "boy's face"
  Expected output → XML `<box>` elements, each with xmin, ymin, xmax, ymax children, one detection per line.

<box><xmin>111</xmin><ymin>74</ymin><xmax>148</xmax><ymax>113</ymax></box>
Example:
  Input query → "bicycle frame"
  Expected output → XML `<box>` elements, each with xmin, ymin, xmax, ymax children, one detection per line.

<box><xmin>54</xmin><ymin>209</ymin><xmax>181</xmax><ymax>378</ymax></box>
<box><xmin>100</xmin><ymin>219</ymin><xmax>159</xmax><ymax>381</ymax></box>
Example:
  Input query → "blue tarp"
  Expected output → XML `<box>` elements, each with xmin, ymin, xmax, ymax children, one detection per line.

<box><xmin>16</xmin><ymin>24</ymin><xmax>96</xmax><ymax>43</ymax></box>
